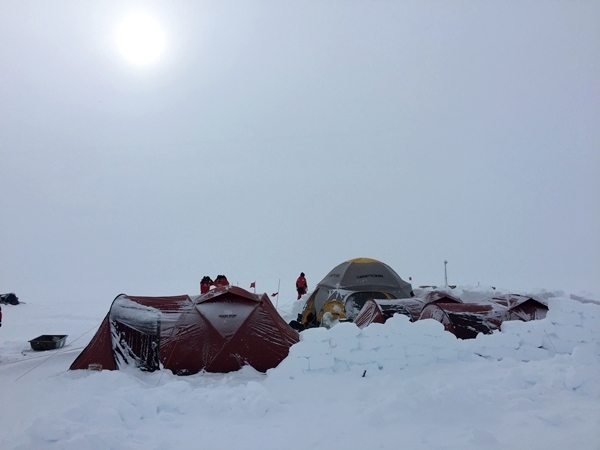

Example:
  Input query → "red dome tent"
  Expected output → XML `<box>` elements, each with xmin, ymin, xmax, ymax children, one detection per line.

<box><xmin>70</xmin><ymin>286</ymin><xmax>299</xmax><ymax>374</ymax></box>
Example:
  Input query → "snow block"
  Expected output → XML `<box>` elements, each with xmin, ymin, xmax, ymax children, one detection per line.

<box><xmin>378</xmin><ymin>357</ymin><xmax>407</xmax><ymax>371</ymax></box>
<box><xmin>375</xmin><ymin>345</ymin><xmax>406</xmax><ymax>361</ymax></box>
<box><xmin>348</xmin><ymin>348</ymin><xmax>379</xmax><ymax>365</ymax></box>
<box><xmin>432</xmin><ymin>347</ymin><xmax>459</xmax><ymax>362</ymax></box>
<box><xmin>548</xmin><ymin>297</ymin><xmax>578</xmax><ymax>313</ymax></box>
<box><xmin>359</xmin><ymin>322</ymin><xmax>390</xmax><ymax>338</ymax></box>
<box><xmin>359</xmin><ymin>336</ymin><xmax>386</xmax><ymax>351</ymax></box>
<box><xmin>330</xmin><ymin>358</ymin><xmax>352</xmax><ymax>372</ymax></box>
<box><xmin>328</xmin><ymin>321</ymin><xmax>361</xmax><ymax>339</ymax></box>
<box><xmin>405</xmin><ymin>353</ymin><xmax>436</xmax><ymax>366</ymax></box>
<box><xmin>500</xmin><ymin>320</ymin><xmax>525</xmax><ymax>334</ymax></box>
<box><xmin>564</xmin><ymin>366</ymin><xmax>591</xmax><ymax>391</ymax></box>
<box><xmin>547</xmin><ymin>310</ymin><xmax>582</xmax><ymax>327</ymax></box>
<box><xmin>267</xmin><ymin>356</ymin><xmax>310</xmax><ymax>380</ymax></box>
<box><xmin>329</xmin><ymin>336</ymin><xmax>359</xmax><ymax>352</ymax></box>
<box><xmin>571</xmin><ymin>345</ymin><xmax>599</xmax><ymax>366</ymax></box>
<box><xmin>408</xmin><ymin>318</ymin><xmax>446</xmax><ymax>336</ymax></box>
<box><xmin>300</xmin><ymin>326</ymin><xmax>332</xmax><ymax>342</ymax></box>
<box><xmin>513</xmin><ymin>345</ymin><xmax>549</xmax><ymax>361</ymax></box>
<box><xmin>582</xmin><ymin>316</ymin><xmax>600</xmax><ymax>333</ymax></box>
<box><xmin>329</xmin><ymin>344</ymin><xmax>356</xmax><ymax>362</ymax></box>
<box><xmin>553</xmin><ymin>324</ymin><xmax>592</xmax><ymax>343</ymax></box>
<box><xmin>519</xmin><ymin>331</ymin><xmax>544</xmax><ymax>348</ymax></box>
<box><xmin>475</xmin><ymin>331</ymin><xmax>520</xmax><ymax>350</ymax></box>
<box><xmin>542</xmin><ymin>335</ymin><xmax>577</xmax><ymax>354</ymax></box>
<box><xmin>382</xmin><ymin>313</ymin><xmax>412</xmax><ymax>332</ymax></box>
<box><xmin>351</xmin><ymin>362</ymin><xmax>380</xmax><ymax>373</ymax></box>
<box><xmin>308</xmin><ymin>354</ymin><xmax>335</xmax><ymax>371</ymax></box>
<box><xmin>404</xmin><ymin>343</ymin><xmax>434</xmax><ymax>357</ymax></box>
<box><xmin>288</xmin><ymin>340</ymin><xmax>330</xmax><ymax>358</ymax></box>
<box><xmin>475</xmin><ymin>346</ymin><xmax>516</xmax><ymax>360</ymax></box>
<box><xmin>432</xmin><ymin>331</ymin><xmax>459</xmax><ymax>347</ymax></box>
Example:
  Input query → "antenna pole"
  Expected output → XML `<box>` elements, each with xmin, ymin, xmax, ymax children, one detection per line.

<box><xmin>444</xmin><ymin>260</ymin><xmax>448</xmax><ymax>286</ymax></box>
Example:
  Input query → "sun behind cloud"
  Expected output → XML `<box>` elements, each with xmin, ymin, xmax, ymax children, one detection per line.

<box><xmin>115</xmin><ymin>12</ymin><xmax>166</xmax><ymax>66</ymax></box>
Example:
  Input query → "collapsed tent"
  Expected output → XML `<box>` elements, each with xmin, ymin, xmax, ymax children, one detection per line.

<box><xmin>70</xmin><ymin>286</ymin><xmax>299</xmax><ymax>374</ymax></box>
<box><xmin>418</xmin><ymin>294</ymin><xmax>548</xmax><ymax>339</ymax></box>
<box><xmin>292</xmin><ymin>257</ymin><xmax>414</xmax><ymax>329</ymax></box>
<box><xmin>353</xmin><ymin>290</ymin><xmax>548</xmax><ymax>339</ymax></box>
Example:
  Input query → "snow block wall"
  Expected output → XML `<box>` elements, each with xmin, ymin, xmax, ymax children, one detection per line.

<box><xmin>269</xmin><ymin>297</ymin><xmax>600</xmax><ymax>378</ymax></box>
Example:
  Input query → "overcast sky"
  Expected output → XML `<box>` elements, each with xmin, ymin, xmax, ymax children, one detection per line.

<box><xmin>1</xmin><ymin>1</ymin><xmax>599</xmax><ymax>304</ymax></box>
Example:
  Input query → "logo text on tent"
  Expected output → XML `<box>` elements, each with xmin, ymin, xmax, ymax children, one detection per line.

<box><xmin>219</xmin><ymin>309</ymin><xmax>237</xmax><ymax>318</ymax></box>
<box><xmin>356</xmin><ymin>274</ymin><xmax>384</xmax><ymax>279</ymax></box>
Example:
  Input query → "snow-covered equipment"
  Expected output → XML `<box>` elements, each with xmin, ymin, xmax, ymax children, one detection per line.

<box><xmin>353</xmin><ymin>290</ymin><xmax>462</xmax><ymax>329</ymax></box>
<box><xmin>0</xmin><ymin>293</ymin><xmax>19</xmax><ymax>305</ymax></box>
<box><xmin>351</xmin><ymin>289</ymin><xmax>548</xmax><ymax>338</ymax></box>
<box><xmin>323</xmin><ymin>282</ymin><xmax>548</xmax><ymax>339</ymax></box>
<box><xmin>70</xmin><ymin>286</ymin><xmax>299</xmax><ymax>374</ymax></box>
<box><xmin>418</xmin><ymin>294</ymin><xmax>548</xmax><ymax>339</ymax></box>
<box><xmin>293</xmin><ymin>257</ymin><xmax>414</xmax><ymax>329</ymax></box>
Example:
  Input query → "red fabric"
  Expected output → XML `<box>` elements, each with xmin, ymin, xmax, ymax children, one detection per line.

<box><xmin>214</xmin><ymin>277</ymin><xmax>229</xmax><ymax>287</ymax></box>
<box><xmin>250</xmin><ymin>282</ymin><xmax>256</xmax><ymax>288</ymax></box>
<box><xmin>69</xmin><ymin>314</ymin><xmax>117</xmax><ymax>370</ymax></box>
<box><xmin>296</xmin><ymin>276</ymin><xmax>307</xmax><ymax>299</ymax></box>
<box><xmin>70</xmin><ymin>288</ymin><xmax>299</xmax><ymax>374</ymax></box>
<box><xmin>354</xmin><ymin>299</ymin><xmax>386</xmax><ymax>329</ymax></box>
<box><xmin>296</xmin><ymin>276</ymin><xmax>307</xmax><ymax>289</ymax></box>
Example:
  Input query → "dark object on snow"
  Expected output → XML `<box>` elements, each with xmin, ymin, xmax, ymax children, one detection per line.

<box><xmin>29</xmin><ymin>335</ymin><xmax>68</xmax><ymax>351</ymax></box>
<box><xmin>0</xmin><ymin>293</ymin><xmax>19</xmax><ymax>305</ymax></box>
<box><xmin>288</xmin><ymin>319</ymin><xmax>306</xmax><ymax>331</ymax></box>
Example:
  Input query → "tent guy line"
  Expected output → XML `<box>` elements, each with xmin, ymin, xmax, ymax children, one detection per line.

<box><xmin>14</xmin><ymin>322</ymin><xmax>102</xmax><ymax>381</ymax></box>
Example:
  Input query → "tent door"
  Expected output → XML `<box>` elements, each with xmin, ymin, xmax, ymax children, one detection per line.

<box><xmin>112</xmin><ymin>319</ymin><xmax>161</xmax><ymax>371</ymax></box>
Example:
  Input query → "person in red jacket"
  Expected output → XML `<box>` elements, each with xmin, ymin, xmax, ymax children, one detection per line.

<box><xmin>213</xmin><ymin>274</ymin><xmax>229</xmax><ymax>287</ymax></box>
<box><xmin>200</xmin><ymin>276</ymin><xmax>213</xmax><ymax>294</ymax></box>
<box><xmin>296</xmin><ymin>272</ymin><xmax>308</xmax><ymax>300</ymax></box>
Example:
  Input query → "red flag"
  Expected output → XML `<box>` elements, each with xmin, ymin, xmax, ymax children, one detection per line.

<box><xmin>271</xmin><ymin>292</ymin><xmax>278</xmax><ymax>297</ymax></box>
<box><xmin>250</xmin><ymin>281</ymin><xmax>256</xmax><ymax>288</ymax></box>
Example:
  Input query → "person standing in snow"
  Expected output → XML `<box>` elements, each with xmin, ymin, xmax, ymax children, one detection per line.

<box><xmin>200</xmin><ymin>276</ymin><xmax>213</xmax><ymax>294</ymax></box>
<box><xmin>213</xmin><ymin>275</ymin><xmax>229</xmax><ymax>287</ymax></box>
<box><xmin>296</xmin><ymin>272</ymin><xmax>308</xmax><ymax>300</ymax></box>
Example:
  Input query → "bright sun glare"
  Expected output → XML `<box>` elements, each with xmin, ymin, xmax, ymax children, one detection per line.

<box><xmin>115</xmin><ymin>13</ymin><xmax>166</xmax><ymax>66</ymax></box>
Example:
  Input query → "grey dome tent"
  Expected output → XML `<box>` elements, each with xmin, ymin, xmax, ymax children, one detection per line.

<box><xmin>294</xmin><ymin>257</ymin><xmax>413</xmax><ymax>328</ymax></box>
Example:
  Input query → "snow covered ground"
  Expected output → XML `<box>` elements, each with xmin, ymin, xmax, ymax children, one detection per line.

<box><xmin>1</xmin><ymin>286</ymin><xmax>599</xmax><ymax>450</ymax></box>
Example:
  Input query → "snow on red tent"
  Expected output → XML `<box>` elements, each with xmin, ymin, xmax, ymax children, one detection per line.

<box><xmin>353</xmin><ymin>290</ymin><xmax>548</xmax><ymax>339</ymax></box>
<box><xmin>70</xmin><ymin>286</ymin><xmax>299</xmax><ymax>374</ymax></box>
<box><xmin>418</xmin><ymin>293</ymin><xmax>548</xmax><ymax>339</ymax></box>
